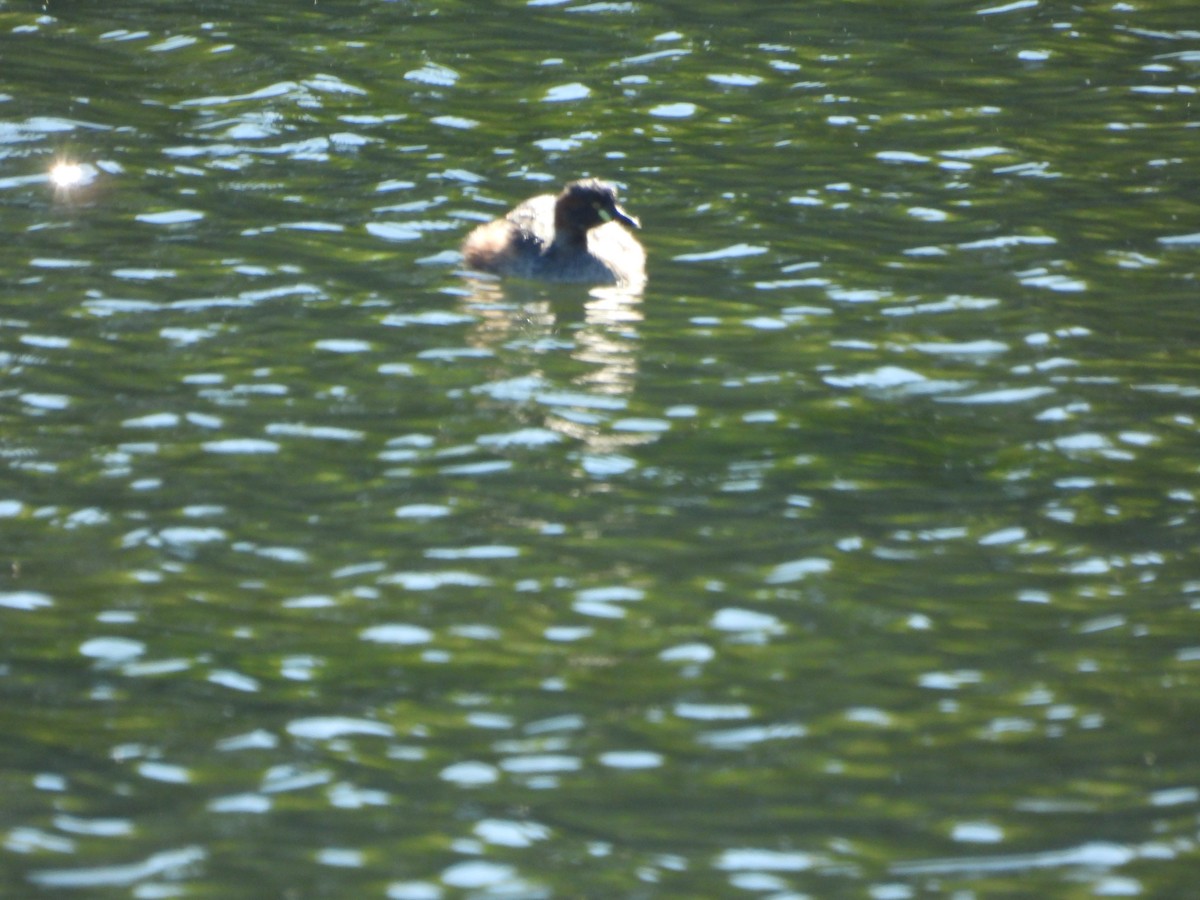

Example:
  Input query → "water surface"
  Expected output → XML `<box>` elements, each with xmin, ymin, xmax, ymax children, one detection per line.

<box><xmin>2</xmin><ymin>0</ymin><xmax>1199</xmax><ymax>897</ymax></box>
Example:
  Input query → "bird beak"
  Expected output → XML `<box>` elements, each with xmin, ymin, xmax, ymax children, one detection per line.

<box><xmin>608</xmin><ymin>203</ymin><xmax>640</xmax><ymax>230</ymax></box>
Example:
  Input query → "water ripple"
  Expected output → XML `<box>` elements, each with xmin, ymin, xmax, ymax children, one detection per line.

<box><xmin>29</xmin><ymin>846</ymin><xmax>207</xmax><ymax>889</ymax></box>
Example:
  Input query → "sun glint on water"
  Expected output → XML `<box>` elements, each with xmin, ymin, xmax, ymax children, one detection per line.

<box><xmin>50</xmin><ymin>161</ymin><xmax>87</xmax><ymax>189</ymax></box>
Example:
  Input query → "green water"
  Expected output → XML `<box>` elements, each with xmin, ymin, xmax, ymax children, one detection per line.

<box><xmin>2</xmin><ymin>0</ymin><xmax>1199</xmax><ymax>897</ymax></box>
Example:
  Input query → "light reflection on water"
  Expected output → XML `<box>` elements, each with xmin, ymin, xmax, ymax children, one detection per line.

<box><xmin>2</xmin><ymin>0</ymin><xmax>1199</xmax><ymax>897</ymax></box>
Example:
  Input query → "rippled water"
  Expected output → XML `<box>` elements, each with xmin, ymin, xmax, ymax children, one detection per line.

<box><xmin>3</xmin><ymin>1</ymin><xmax>1199</xmax><ymax>897</ymax></box>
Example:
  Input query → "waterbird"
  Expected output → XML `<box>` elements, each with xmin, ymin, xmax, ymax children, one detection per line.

<box><xmin>461</xmin><ymin>178</ymin><xmax>645</xmax><ymax>288</ymax></box>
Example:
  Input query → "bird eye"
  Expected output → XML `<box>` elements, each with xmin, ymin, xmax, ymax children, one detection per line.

<box><xmin>594</xmin><ymin>203</ymin><xmax>613</xmax><ymax>222</ymax></box>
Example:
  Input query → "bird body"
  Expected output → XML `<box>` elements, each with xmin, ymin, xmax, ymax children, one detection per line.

<box><xmin>461</xmin><ymin>179</ymin><xmax>645</xmax><ymax>287</ymax></box>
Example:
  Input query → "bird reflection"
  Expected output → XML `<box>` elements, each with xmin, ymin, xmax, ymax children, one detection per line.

<box><xmin>573</xmin><ymin>288</ymin><xmax>643</xmax><ymax>397</ymax></box>
<box><xmin>458</xmin><ymin>278</ymin><xmax>653</xmax><ymax>455</ymax></box>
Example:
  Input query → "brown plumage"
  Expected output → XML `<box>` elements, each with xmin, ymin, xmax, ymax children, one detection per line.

<box><xmin>461</xmin><ymin>179</ymin><xmax>645</xmax><ymax>287</ymax></box>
